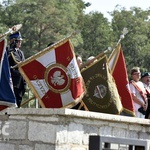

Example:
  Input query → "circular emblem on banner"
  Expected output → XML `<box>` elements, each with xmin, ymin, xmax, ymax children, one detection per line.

<box><xmin>93</xmin><ymin>84</ymin><xmax>107</xmax><ymax>99</ymax></box>
<box><xmin>44</xmin><ymin>63</ymin><xmax>70</xmax><ymax>93</ymax></box>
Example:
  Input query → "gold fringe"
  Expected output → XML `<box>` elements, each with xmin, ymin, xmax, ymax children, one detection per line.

<box><xmin>122</xmin><ymin>108</ymin><xmax>136</xmax><ymax>117</ymax></box>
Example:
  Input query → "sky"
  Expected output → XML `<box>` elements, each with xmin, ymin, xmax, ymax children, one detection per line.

<box><xmin>84</xmin><ymin>0</ymin><xmax>150</xmax><ymax>21</ymax></box>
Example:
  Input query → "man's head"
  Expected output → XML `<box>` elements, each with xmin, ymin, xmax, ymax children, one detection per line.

<box><xmin>130</xmin><ymin>67</ymin><xmax>141</xmax><ymax>81</ymax></box>
<box><xmin>76</xmin><ymin>55</ymin><xmax>82</xmax><ymax>68</ymax></box>
<box><xmin>141</xmin><ymin>72</ymin><xmax>150</xmax><ymax>86</ymax></box>
<box><xmin>87</xmin><ymin>56</ymin><xmax>95</xmax><ymax>63</ymax></box>
<box><xmin>9</xmin><ymin>31</ymin><xmax>22</xmax><ymax>49</ymax></box>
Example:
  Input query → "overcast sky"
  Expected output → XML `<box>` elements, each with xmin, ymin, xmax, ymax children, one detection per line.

<box><xmin>84</xmin><ymin>0</ymin><xmax>150</xmax><ymax>21</ymax></box>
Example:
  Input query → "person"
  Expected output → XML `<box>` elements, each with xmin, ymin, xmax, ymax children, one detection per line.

<box><xmin>86</xmin><ymin>56</ymin><xmax>95</xmax><ymax>63</ymax></box>
<box><xmin>86</xmin><ymin>56</ymin><xmax>97</xmax><ymax>67</ymax></box>
<box><xmin>76</xmin><ymin>55</ymin><xmax>83</xmax><ymax>69</ymax></box>
<box><xmin>47</xmin><ymin>42</ymin><xmax>54</xmax><ymax>47</ymax></box>
<box><xmin>141</xmin><ymin>72</ymin><xmax>150</xmax><ymax>118</ymax></box>
<box><xmin>6</xmin><ymin>31</ymin><xmax>26</xmax><ymax>108</ymax></box>
<box><xmin>129</xmin><ymin>67</ymin><xmax>148</xmax><ymax>118</ymax></box>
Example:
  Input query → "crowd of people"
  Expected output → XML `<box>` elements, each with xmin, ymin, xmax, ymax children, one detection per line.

<box><xmin>5</xmin><ymin>31</ymin><xmax>150</xmax><ymax>119</ymax></box>
<box><xmin>76</xmin><ymin>55</ymin><xmax>150</xmax><ymax>119</ymax></box>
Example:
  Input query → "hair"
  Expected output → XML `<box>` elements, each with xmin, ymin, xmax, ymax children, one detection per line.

<box><xmin>76</xmin><ymin>54</ymin><xmax>82</xmax><ymax>58</ymax></box>
<box><xmin>87</xmin><ymin>56</ymin><xmax>95</xmax><ymax>62</ymax></box>
<box><xmin>47</xmin><ymin>42</ymin><xmax>54</xmax><ymax>47</ymax></box>
<box><xmin>130</xmin><ymin>67</ymin><xmax>140</xmax><ymax>75</ymax></box>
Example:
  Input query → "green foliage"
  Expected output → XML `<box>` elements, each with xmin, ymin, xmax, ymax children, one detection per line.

<box><xmin>79</xmin><ymin>11</ymin><xmax>113</xmax><ymax>61</ymax></box>
<box><xmin>0</xmin><ymin>0</ymin><xmax>149</xmax><ymax>107</ymax></box>
<box><xmin>0</xmin><ymin>0</ymin><xmax>85</xmax><ymax>57</ymax></box>
<box><xmin>22</xmin><ymin>84</ymin><xmax>37</xmax><ymax>108</ymax></box>
<box><xmin>111</xmin><ymin>7</ymin><xmax>150</xmax><ymax>72</ymax></box>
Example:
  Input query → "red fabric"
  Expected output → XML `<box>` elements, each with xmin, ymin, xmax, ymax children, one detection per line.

<box><xmin>42</xmin><ymin>90</ymin><xmax>62</xmax><ymax>108</ymax></box>
<box><xmin>22</xmin><ymin>60</ymin><xmax>46</xmax><ymax>80</ymax></box>
<box><xmin>0</xmin><ymin>40</ymin><xmax>8</xmax><ymax>111</ymax></box>
<box><xmin>19</xmin><ymin>40</ymin><xmax>85</xmax><ymax>108</ymax></box>
<box><xmin>0</xmin><ymin>40</ymin><xmax>4</xmax><ymax>60</ymax></box>
<box><xmin>70</xmin><ymin>77</ymin><xmax>85</xmax><ymax>99</ymax></box>
<box><xmin>0</xmin><ymin>105</ymin><xmax>8</xmax><ymax>111</ymax></box>
<box><xmin>130</xmin><ymin>80</ymin><xmax>147</xmax><ymax>103</ymax></box>
<box><xmin>111</xmin><ymin>47</ymin><xmax>135</xmax><ymax>114</ymax></box>
<box><xmin>55</xmin><ymin>41</ymin><xmax>74</xmax><ymax>67</ymax></box>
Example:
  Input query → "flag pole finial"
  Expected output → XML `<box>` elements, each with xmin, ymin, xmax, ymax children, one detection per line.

<box><xmin>0</xmin><ymin>24</ymin><xmax>22</xmax><ymax>40</ymax></box>
<box><xmin>116</xmin><ymin>27</ymin><xmax>128</xmax><ymax>46</ymax></box>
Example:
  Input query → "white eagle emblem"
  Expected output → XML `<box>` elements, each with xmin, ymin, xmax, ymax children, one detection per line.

<box><xmin>51</xmin><ymin>71</ymin><xmax>65</xmax><ymax>86</ymax></box>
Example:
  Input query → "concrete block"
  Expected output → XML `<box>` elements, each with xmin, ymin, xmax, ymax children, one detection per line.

<box><xmin>19</xmin><ymin>145</ymin><xmax>33</xmax><ymax>150</ymax></box>
<box><xmin>56</xmin><ymin>125</ymin><xmax>68</xmax><ymax>144</ymax></box>
<box><xmin>68</xmin><ymin>123</ymin><xmax>83</xmax><ymax>144</ymax></box>
<box><xmin>0</xmin><ymin>143</ymin><xmax>15</xmax><ymax>150</ymax></box>
<box><xmin>7</xmin><ymin>120</ymin><xmax>27</xmax><ymax>139</ymax></box>
<box><xmin>100</xmin><ymin>126</ymin><xmax>112</xmax><ymax>135</ymax></box>
<box><xmin>35</xmin><ymin>143</ymin><xmax>55</xmax><ymax>150</ymax></box>
<box><xmin>28</xmin><ymin>121</ymin><xmax>56</xmax><ymax>143</ymax></box>
<box><xmin>112</xmin><ymin>128</ymin><xmax>126</xmax><ymax>138</ymax></box>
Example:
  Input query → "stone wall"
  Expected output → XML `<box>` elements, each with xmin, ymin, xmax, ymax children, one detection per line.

<box><xmin>0</xmin><ymin>108</ymin><xmax>150</xmax><ymax>150</ymax></box>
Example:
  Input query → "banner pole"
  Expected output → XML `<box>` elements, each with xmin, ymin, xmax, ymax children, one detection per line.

<box><xmin>80</xmin><ymin>28</ymin><xmax>129</xmax><ymax>70</ymax></box>
<box><xmin>12</xmin><ymin>30</ymin><xmax>79</xmax><ymax>69</ymax></box>
<box><xmin>113</xmin><ymin>27</ymin><xmax>128</xmax><ymax>51</ymax></box>
<box><xmin>80</xmin><ymin>47</ymin><xmax>112</xmax><ymax>70</ymax></box>
<box><xmin>0</xmin><ymin>24</ymin><xmax>22</xmax><ymax>40</ymax></box>
<box><xmin>20</xmin><ymin>96</ymin><xmax>35</xmax><ymax>107</ymax></box>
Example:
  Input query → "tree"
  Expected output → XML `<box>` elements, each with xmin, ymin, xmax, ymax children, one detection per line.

<box><xmin>111</xmin><ymin>6</ymin><xmax>150</xmax><ymax>72</ymax></box>
<box><xmin>79</xmin><ymin>11</ymin><xmax>113</xmax><ymax>62</ymax></box>
<box><xmin>1</xmin><ymin>0</ymin><xmax>86</xmax><ymax>58</ymax></box>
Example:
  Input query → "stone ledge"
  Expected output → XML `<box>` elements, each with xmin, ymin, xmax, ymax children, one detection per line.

<box><xmin>0</xmin><ymin>108</ymin><xmax>150</xmax><ymax>125</ymax></box>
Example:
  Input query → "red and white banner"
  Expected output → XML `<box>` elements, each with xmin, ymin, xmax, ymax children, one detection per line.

<box><xmin>19</xmin><ymin>40</ymin><xmax>86</xmax><ymax>108</ymax></box>
<box><xmin>108</xmin><ymin>44</ymin><xmax>135</xmax><ymax>116</ymax></box>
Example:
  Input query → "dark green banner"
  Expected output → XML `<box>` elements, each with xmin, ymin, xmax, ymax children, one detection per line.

<box><xmin>81</xmin><ymin>55</ymin><xmax>122</xmax><ymax>114</ymax></box>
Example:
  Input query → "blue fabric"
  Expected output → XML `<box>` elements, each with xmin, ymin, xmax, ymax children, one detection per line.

<box><xmin>9</xmin><ymin>32</ymin><xmax>22</xmax><ymax>40</ymax></box>
<box><xmin>0</xmin><ymin>41</ymin><xmax>16</xmax><ymax>106</ymax></box>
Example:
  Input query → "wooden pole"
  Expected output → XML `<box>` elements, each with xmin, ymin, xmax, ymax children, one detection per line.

<box><xmin>80</xmin><ymin>48</ymin><xmax>112</xmax><ymax>70</ymax></box>
<box><xmin>80</xmin><ymin>28</ymin><xmax>128</xmax><ymax>70</ymax></box>
<box><xmin>20</xmin><ymin>96</ymin><xmax>35</xmax><ymax>107</ymax></box>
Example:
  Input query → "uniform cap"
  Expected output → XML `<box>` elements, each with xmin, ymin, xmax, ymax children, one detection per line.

<box><xmin>9</xmin><ymin>31</ymin><xmax>23</xmax><ymax>40</ymax></box>
<box><xmin>141</xmin><ymin>72</ymin><xmax>150</xmax><ymax>78</ymax></box>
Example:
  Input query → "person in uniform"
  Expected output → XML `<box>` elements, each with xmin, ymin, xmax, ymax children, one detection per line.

<box><xmin>6</xmin><ymin>31</ymin><xmax>26</xmax><ymax>107</ymax></box>
<box><xmin>141</xmin><ymin>72</ymin><xmax>150</xmax><ymax>118</ymax></box>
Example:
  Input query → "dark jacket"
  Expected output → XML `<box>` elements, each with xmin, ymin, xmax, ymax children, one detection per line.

<box><xmin>6</xmin><ymin>47</ymin><xmax>26</xmax><ymax>96</ymax></box>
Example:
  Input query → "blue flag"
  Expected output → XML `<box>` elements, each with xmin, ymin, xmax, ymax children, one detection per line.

<box><xmin>0</xmin><ymin>39</ymin><xmax>16</xmax><ymax>108</ymax></box>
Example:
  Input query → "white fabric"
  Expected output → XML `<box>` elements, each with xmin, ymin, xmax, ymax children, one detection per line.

<box><xmin>67</xmin><ymin>57</ymin><xmax>81</xmax><ymax>79</ymax></box>
<box><xmin>130</xmin><ymin>81</ymin><xmax>146</xmax><ymax>118</ymax></box>
<box><xmin>31</xmin><ymin>79</ymin><xmax>49</xmax><ymax>98</ymax></box>
<box><xmin>143</xmin><ymin>82</ymin><xmax>150</xmax><ymax>91</ymax></box>
<box><xmin>36</xmin><ymin>49</ymin><xmax>56</xmax><ymax>67</ymax></box>
<box><xmin>60</xmin><ymin>89</ymin><xmax>74</xmax><ymax>106</ymax></box>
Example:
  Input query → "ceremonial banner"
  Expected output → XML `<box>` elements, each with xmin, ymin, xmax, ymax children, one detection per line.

<box><xmin>81</xmin><ymin>55</ymin><xmax>122</xmax><ymax>114</ymax></box>
<box><xmin>18</xmin><ymin>39</ymin><xmax>86</xmax><ymax>108</ymax></box>
<box><xmin>0</xmin><ymin>39</ymin><xmax>16</xmax><ymax>110</ymax></box>
<box><xmin>108</xmin><ymin>44</ymin><xmax>135</xmax><ymax>116</ymax></box>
